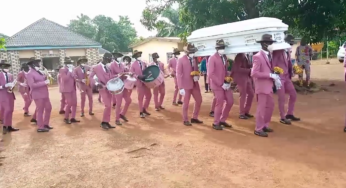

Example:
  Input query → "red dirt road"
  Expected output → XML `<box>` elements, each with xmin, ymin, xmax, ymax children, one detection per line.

<box><xmin>1</xmin><ymin>59</ymin><xmax>346</xmax><ymax>188</ymax></box>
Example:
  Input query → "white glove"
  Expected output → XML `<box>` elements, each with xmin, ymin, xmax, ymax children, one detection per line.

<box><xmin>5</xmin><ymin>83</ymin><xmax>13</xmax><ymax>88</ymax></box>
<box><xmin>179</xmin><ymin>89</ymin><xmax>185</xmax><ymax>96</ymax></box>
<box><xmin>20</xmin><ymin>83</ymin><xmax>27</xmax><ymax>87</ymax></box>
<box><xmin>222</xmin><ymin>83</ymin><xmax>230</xmax><ymax>90</ymax></box>
<box><xmin>274</xmin><ymin>79</ymin><xmax>282</xmax><ymax>90</ymax></box>
<box><xmin>87</xmin><ymin>71</ymin><xmax>91</xmax><ymax>74</ymax></box>
<box><xmin>44</xmin><ymin>79</ymin><xmax>50</xmax><ymax>85</ymax></box>
<box><xmin>269</xmin><ymin>73</ymin><xmax>279</xmax><ymax>80</ymax></box>
<box><xmin>68</xmin><ymin>68</ymin><xmax>73</xmax><ymax>73</ymax></box>
<box><xmin>81</xmin><ymin>79</ymin><xmax>86</xmax><ymax>83</ymax></box>
<box><xmin>193</xmin><ymin>76</ymin><xmax>199</xmax><ymax>82</ymax></box>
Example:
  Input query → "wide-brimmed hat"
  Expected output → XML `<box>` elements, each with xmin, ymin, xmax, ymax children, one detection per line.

<box><xmin>0</xmin><ymin>59</ymin><xmax>11</xmax><ymax>67</ymax></box>
<box><xmin>64</xmin><ymin>57</ymin><xmax>74</xmax><ymax>64</ymax></box>
<box><xmin>122</xmin><ymin>56</ymin><xmax>131</xmax><ymax>62</ymax></box>
<box><xmin>216</xmin><ymin>39</ymin><xmax>228</xmax><ymax>48</ymax></box>
<box><xmin>27</xmin><ymin>57</ymin><xmax>41</xmax><ymax>65</ymax></box>
<box><xmin>152</xmin><ymin>52</ymin><xmax>159</xmax><ymax>59</ymax></box>
<box><xmin>284</xmin><ymin>34</ymin><xmax>295</xmax><ymax>44</ymax></box>
<box><xmin>173</xmin><ymin>48</ymin><xmax>180</xmax><ymax>54</ymax></box>
<box><xmin>256</xmin><ymin>34</ymin><xmax>276</xmax><ymax>43</ymax></box>
<box><xmin>77</xmin><ymin>56</ymin><xmax>88</xmax><ymax>63</ymax></box>
<box><xmin>183</xmin><ymin>43</ymin><xmax>198</xmax><ymax>53</ymax></box>
<box><xmin>112</xmin><ymin>51</ymin><xmax>124</xmax><ymax>58</ymax></box>
<box><xmin>132</xmin><ymin>50</ymin><xmax>142</xmax><ymax>58</ymax></box>
<box><xmin>103</xmin><ymin>52</ymin><xmax>113</xmax><ymax>60</ymax></box>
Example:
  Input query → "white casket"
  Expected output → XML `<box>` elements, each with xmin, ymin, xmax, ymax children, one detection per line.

<box><xmin>187</xmin><ymin>17</ymin><xmax>291</xmax><ymax>56</ymax></box>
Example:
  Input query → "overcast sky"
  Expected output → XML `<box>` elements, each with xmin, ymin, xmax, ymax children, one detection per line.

<box><xmin>0</xmin><ymin>0</ymin><xmax>156</xmax><ymax>37</ymax></box>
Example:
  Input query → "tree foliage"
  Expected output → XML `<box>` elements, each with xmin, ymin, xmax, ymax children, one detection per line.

<box><xmin>68</xmin><ymin>14</ymin><xmax>137</xmax><ymax>52</ymax></box>
<box><xmin>0</xmin><ymin>33</ymin><xmax>7</xmax><ymax>49</ymax></box>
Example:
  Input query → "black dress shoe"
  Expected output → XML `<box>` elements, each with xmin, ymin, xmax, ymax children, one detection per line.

<box><xmin>59</xmin><ymin>110</ymin><xmax>65</xmax><ymax>114</ymax></box>
<box><xmin>7</xmin><ymin>126</ymin><xmax>19</xmax><ymax>132</ymax></box>
<box><xmin>245</xmin><ymin>113</ymin><xmax>254</xmax><ymax>118</ymax></box>
<box><xmin>172</xmin><ymin>102</ymin><xmax>178</xmax><ymax>106</ymax></box>
<box><xmin>280</xmin><ymin>119</ymin><xmax>291</xmax><ymax>125</ymax></box>
<box><xmin>344</xmin><ymin>127</ymin><xmax>346</xmax><ymax>132</ymax></box>
<box><xmin>209</xmin><ymin>111</ymin><xmax>214</xmax><ymax>117</ymax></box>
<box><xmin>37</xmin><ymin>128</ymin><xmax>49</xmax><ymax>132</ymax></box>
<box><xmin>100</xmin><ymin>122</ymin><xmax>109</xmax><ymax>129</ymax></box>
<box><xmin>140</xmin><ymin>112</ymin><xmax>145</xmax><ymax>118</ymax></box>
<box><xmin>30</xmin><ymin>119</ymin><xmax>37</xmax><ymax>124</ymax></box>
<box><xmin>106</xmin><ymin>123</ymin><xmax>115</xmax><ymax>129</ymax></box>
<box><xmin>286</xmin><ymin>115</ymin><xmax>300</xmax><ymax>121</ymax></box>
<box><xmin>263</xmin><ymin>127</ymin><xmax>273</xmax><ymax>132</ymax></box>
<box><xmin>159</xmin><ymin>106</ymin><xmax>165</xmax><ymax>110</ymax></box>
<box><xmin>191</xmin><ymin>118</ymin><xmax>203</xmax><ymax>124</ymax></box>
<box><xmin>70</xmin><ymin>118</ymin><xmax>80</xmax><ymax>123</ymax></box>
<box><xmin>143</xmin><ymin>109</ymin><xmax>151</xmax><ymax>116</ymax></box>
<box><xmin>184</xmin><ymin>121</ymin><xmax>192</xmax><ymax>126</ymax></box>
<box><xmin>89</xmin><ymin>112</ymin><xmax>94</xmax><ymax>116</ymax></box>
<box><xmin>64</xmin><ymin>119</ymin><xmax>71</xmax><ymax>124</ymax></box>
<box><xmin>120</xmin><ymin>114</ymin><xmax>128</xmax><ymax>122</ymax></box>
<box><xmin>212</xmin><ymin>124</ymin><xmax>223</xmax><ymax>130</ymax></box>
<box><xmin>24</xmin><ymin>112</ymin><xmax>31</xmax><ymax>117</ymax></box>
<box><xmin>177</xmin><ymin>101</ymin><xmax>183</xmax><ymax>105</ymax></box>
<box><xmin>220</xmin><ymin>122</ymin><xmax>232</xmax><ymax>128</ymax></box>
<box><xmin>44</xmin><ymin>125</ymin><xmax>53</xmax><ymax>129</ymax></box>
<box><xmin>81</xmin><ymin>113</ymin><xmax>85</xmax><ymax>117</ymax></box>
<box><xmin>239</xmin><ymin>115</ymin><xmax>248</xmax><ymax>119</ymax></box>
<box><xmin>254</xmin><ymin>130</ymin><xmax>268</xmax><ymax>137</ymax></box>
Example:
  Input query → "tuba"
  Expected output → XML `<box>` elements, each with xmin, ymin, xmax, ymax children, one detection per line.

<box><xmin>7</xmin><ymin>80</ymin><xmax>17</xmax><ymax>93</ymax></box>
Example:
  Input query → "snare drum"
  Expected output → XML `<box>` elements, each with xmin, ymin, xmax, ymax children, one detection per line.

<box><xmin>106</xmin><ymin>77</ymin><xmax>124</xmax><ymax>95</ymax></box>
<box><xmin>124</xmin><ymin>76</ymin><xmax>136</xmax><ymax>90</ymax></box>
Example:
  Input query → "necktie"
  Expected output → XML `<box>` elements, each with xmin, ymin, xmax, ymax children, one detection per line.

<box><xmin>221</xmin><ymin>55</ymin><xmax>225</xmax><ymax>65</ymax></box>
<box><xmin>188</xmin><ymin>58</ymin><xmax>193</xmax><ymax>67</ymax></box>
<box><xmin>4</xmin><ymin>72</ymin><xmax>8</xmax><ymax>83</ymax></box>
<box><xmin>139</xmin><ymin>61</ymin><xmax>142</xmax><ymax>70</ymax></box>
<box><xmin>268</xmin><ymin>54</ymin><xmax>272</xmax><ymax>62</ymax></box>
<box><xmin>104</xmin><ymin>65</ymin><xmax>109</xmax><ymax>73</ymax></box>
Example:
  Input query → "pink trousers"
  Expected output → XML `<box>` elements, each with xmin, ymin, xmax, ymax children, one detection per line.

<box><xmin>0</xmin><ymin>94</ymin><xmax>14</xmax><ymax>126</ymax></box>
<box><xmin>255</xmin><ymin>93</ymin><xmax>274</xmax><ymax>131</ymax></box>
<box><xmin>20</xmin><ymin>91</ymin><xmax>32</xmax><ymax>113</ymax></box>
<box><xmin>99</xmin><ymin>89</ymin><xmax>112</xmax><ymax>122</ymax></box>
<box><xmin>237</xmin><ymin>78</ymin><xmax>254</xmax><ymax>115</ymax></box>
<box><xmin>153</xmin><ymin>82</ymin><xmax>165</xmax><ymax>108</ymax></box>
<box><xmin>173</xmin><ymin>77</ymin><xmax>182</xmax><ymax>103</ymax></box>
<box><xmin>114</xmin><ymin>89</ymin><xmax>132</xmax><ymax>120</ymax></box>
<box><xmin>182</xmin><ymin>85</ymin><xmax>202</xmax><ymax>122</ymax></box>
<box><xmin>137</xmin><ymin>84</ymin><xmax>152</xmax><ymax>112</ymax></box>
<box><xmin>80</xmin><ymin>87</ymin><xmax>93</xmax><ymax>114</ymax></box>
<box><xmin>213</xmin><ymin>89</ymin><xmax>234</xmax><ymax>125</ymax></box>
<box><xmin>34</xmin><ymin>98</ymin><xmax>52</xmax><ymax>129</ymax></box>
<box><xmin>277</xmin><ymin>77</ymin><xmax>297</xmax><ymax>119</ymax></box>
<box><xmin>63</xmin><ymin>90</ymin><xmax>77</xmax><ymax>119</ymax></box>
<box><xmin>211</xmin><ymin>97</ymin><xmax>216</xmax><ymax>112</ymax></box>
<box><xmin>60</xmin><ymin>93</ymin><xmax>66</xmax><ymax>111</ymax></box>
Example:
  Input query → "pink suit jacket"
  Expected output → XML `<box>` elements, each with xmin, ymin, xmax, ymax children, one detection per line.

<box><xmin>89</xmin><ymin>64</ymin><xmax>115</xmax><ymax>91</ymax></box>
<box><xmin>73</xmin><ymin>65</ymin><xmax>91</xmax><ymax>91</ymax></box>
<box><xmin>59</xmin><ymin>67</ymin><xmax>76</xmax><ymax>93</ymax></box>
<box><xmin>176</xmin><ymin>55</ymin><xmax>198</xmax><ymax>90</ymax></box>
<box><xmin>231</xmin><ymin>53</ymin><xmax>251</xmax><ymax>84</ymax></box>
<box><xmin>130</xmin><ymin>60</ymin><xmax>148</xmax><ymax>87</ymax></box>
<box><xmin>0</xmin><ymin>72</ymin><xmax>15</xmax><ymax>102</ymax></box>
<box><xmin>109</xmin><ymin>61</ymin><xmax>125</xmax><ymax>75</ymax></box>
<box><xmin>272</xmin><ymin>50</ymin><xmax>292</xmax><ymax>79</ymax></box>
<box><xmin>208</xmin><ymin>52</ymin><xmax>228</xmax><ymax>91</ymax></box>
<box><xmin>168</xmin><ymin>58</ymin><xmax>178</xmax><ymax>75</ymax></box>
<box><xmin>150</xmin><ymin>61</ymin><xmax>165</xmax><ymax>73</ymax></box>
<box><xmin>26</xmin><ymin>69</ymin><xmax>49</xmax><ymax>100</ymax></box>
<box><xmin>251</xmin><ymin>50</ymin><xmax>273</xmax><ymax>94</ymax></box>
<box><xmin>17</xmin><ymin>71</ymin><xmax>29</xmax><ymax>94</ymax></box>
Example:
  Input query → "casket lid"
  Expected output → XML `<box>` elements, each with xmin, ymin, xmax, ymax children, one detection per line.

<box><xmin>187</xmin><ymin>17</ymin><xmax>288</xmax><ymax>41</ymax></box>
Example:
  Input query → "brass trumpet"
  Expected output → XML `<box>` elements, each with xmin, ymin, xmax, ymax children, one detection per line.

<box><xmin>41</xmin><ymin>66</ymin><xmax>54</xmax><ymax>84</ymax></box>
<box><xmin>7</xmin><ymin>80</ymin><xmax>17</xmax><ymax>93</ymax></box>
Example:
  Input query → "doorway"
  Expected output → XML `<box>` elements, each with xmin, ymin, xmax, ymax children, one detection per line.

<box><xmin>42</xmin><ymin>57</ymin><xmax>59</xmax><ymax>70</ymax></box>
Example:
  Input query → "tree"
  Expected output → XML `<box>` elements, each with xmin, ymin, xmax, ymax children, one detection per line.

<box><xmin>68</xmin><ymin>14</ymin><xmax>137</xmax><ymax>52</ymax></box>
<box><xmin>0</xmin><ymin>33</ymin><xmax>7</xmax><ymax>49</ymax></box>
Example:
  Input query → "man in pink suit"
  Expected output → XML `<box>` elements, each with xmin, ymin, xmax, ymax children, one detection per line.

<box><xmin>231</xmin><ymin>53</ymin><xmax>254</xmax><ymax>119</ymax></box>
<box><xmin>89</xmin><ymin>53</ymin><xmax>116</xmax><ymax>129</ymax></box>
<box><xmin>109</xmin><ymin>52</ymin><xmax>132</xmax><ymax>125</ymax></box>
<box><xmin>251</xmin><ymin>34</ymin><xmax>282</xmax><ymax>137</ymax></box>
<box><xmin>73</xmin><ymin>56</ymin><xmax>94</xmax><ymax>117</ymax></box>
<box><xmin>17</xmin><ymin>64</ymin><xmax>33</xmax><ymax>116</ymax></box>
<box><xmin>0</xmin><ymin>60</ymin><xmax>19</xmax><ymax>134</ymax></box>
<box><xmin>208</xmin><ymin>39</ymin><xmax>234</xmax><ymax>130</ymax></box>
<box><xmin>130</xmin><ymin>50</ymin><xmax>152</xmax><ymax>118</ymax></box>
<box><xmin>26</xmin><ymin>57</ymin><xmax>53</xmax><ymax>132</ymax></box>
<box><xmin>176</xmin><ymin>43</ymin><xmax>203</xmax><ymax>126</ymax></box>
<box><xmin>59</xmin><ymin>57</ymin><xmax>80</xmax><ymax>124</ymax></box>
<box><xmin>150</xmin><ymin>52</ymin><xmax>167</xmax><ymax>111</ymax></box>
<box><xmin>168</xmin><ymin>48</ymin><xmax>183</xmax><ymax>106</ymax></box>
<box><xmin>272</xmin><ymin>34</ymin><xmax>300</xmax><ymax>125</ymax></box>
<box><xmin>56</xmin><ymin>65</ymin><xmax>66</xmax><ymax>114</ymax></box>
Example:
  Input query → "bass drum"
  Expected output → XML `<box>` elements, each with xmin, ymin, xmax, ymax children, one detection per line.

<box><xmin>142</xmin><ymin>65</ymin><xmax>164</xmax><ymax>89</ymax></box>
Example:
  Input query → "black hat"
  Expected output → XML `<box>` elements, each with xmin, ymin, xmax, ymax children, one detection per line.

<box><xmin>0</xmin><ymin>59</ymin><xmax>11</xmax><ymax>67</ymax></box>
<box><xmin>103</xmin><ymin>52</ymin><xmax>113</xmax><ymax>60</ymax></box>
<box><xmin>77</xmin><ymin>56</ymin><xmax>88</xmax><ymax>63</ymax></box>
<box><xmin>256</xmin><ymin>34</ymin><xmax>276</xmax><ymax>43</ymax></box>
<box><xmin>173</xmin><ymin>48</ymin><xmax>180</xmax><ymax>54</ymax></box>
<box><xmin>112</xmin><ymin>51</ymin><xmax>124</xmax><ymax>58</ymax></box>
<box><xmin>123</xmin><ymin>56</ymin><xmax>131</xmax><ymax>62</ymax></box>
<box><xmin>132</xmin><ymin>50</ymin><xmax>142</xmax><ymax>58</ymax></box>
<box><xmin>183</xmin><ymin>43</ymin><xmax>198</xmax><ymax>53</ymax></box>
<box><xmin>152</xmin><ymin>52</ymin><xmax>159</xmax><ymax>59</ymax></box>
<box><xmin>215</xmin><ymin>39</ymin><xmax>228</xmax><ymax>48</ymax></box>
<box><xmin>27</xmin><ymin>57</ymin><xmax>41</xmax><ymax>65</ymax></box>
<box><xmin>64</xmin><ymin>57</ymin><xmax>74</xmax><ymax>64</ymax></box>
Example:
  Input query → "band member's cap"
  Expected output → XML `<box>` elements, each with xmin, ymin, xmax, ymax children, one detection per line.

<box><xmin>112</xmin><ymin>51</ymin><xmax>124</xmax><ymax>58</ymax></box>
<box><xmin>27</xmin><ymin>57</ymin><xmax>41</xmax><ymax>65</ymax></box>
<box><xmin>0</xmin><ymin>59</ymin><xmax>11</xmax><ymax>67</ymax></box>
<box><xmin>64</xmin><ymin>57</ymin><xmax>74</xmax><ymax>64</ymax></box>
<box><xmin>183</xmin><ymin>43</ymin><xmax>198</xmax><ymax>53</ymax></box>
<box><xmin>123</xmin><ymin>56</ymin><xmax>131</xmax><ymax>62</ymax></box>
<box><xmin>284</xmin><ymin>34</ymin><xmax>295</xmax><ymax>44</ymax></box>
<box><xmin>103</xmin><ymin>52</ymin><xmax>113</xmax><ymax>60</ymax></box>
<box><xmin>132</xmin><ymin>50</ymin><xmax>142</xmax><ymax>58</ymax></box>
<box><xmin>152</xmin><ymin>52</ymin><xmax>159</xmax><ymax>59</ymax></box>
<box><xmin>215</xmin><ymin>39</ymin><xmax>228</xmax><ymax>48</ymax></box>
<box><xmin>173</xmin><ymin>48</ymin><xmax>180</xmax><ymax>54</ymax></box>
<box><xmin>77</xmin><ymin>56</ymin><xmax>88</xmax><ymax>63</ymax></box>
<box><xmin>256</xmin><ymin>34</ymin><xmax>276</xmax><ymax>43</ymax></box>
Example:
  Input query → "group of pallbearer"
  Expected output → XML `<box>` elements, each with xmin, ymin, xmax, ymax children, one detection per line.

<box><xmin>0</xmin><ymin>33</ymin><xmax>319</xmax><ymax>138</ymax></box>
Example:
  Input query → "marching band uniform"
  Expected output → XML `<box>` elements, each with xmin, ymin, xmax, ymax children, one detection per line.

<box><xmin>123</xmin><ymin>56</ymin><xmax>133</xmax><ymax>97</ymax></box>
<box><xmin>208</xmin><ymin>40</ymin><xmax>234</xmax><ymax>130</ymax></box>
<box><xmin>59</xmin><ymin>57</ymin><xmax>80</xmax><ymax>124</ymax></box>
<box><xmin>0</xmin><ymin>60</ymin><xmax>19</xmax><ymax>134</ymax></box>
<box><xmin>130</xmin><ymin>50</ymin><xmax>152</xmax><ymax>118</ymax></box>
<box><xmin>73</xmin><ymin>57</ymin><xmax>94</xmax><ymax>117</ymax></box>
<box><xmin>110</xmin><ymin>53</ymin><xmax>132</xmax><ymax>125</ymax></box>
<box><xmin>89</xmin><ymin>53</ymin><xmax>116</xmax><ymax>129</ymax></box>
<box><xmin>176</xmin><ymin>44</ymin><xmax>203</xmax><ymax>125</ymax></box>
<box><xmin>209</xmin><ymin>97</ymin><xmax>216</xmax><ymax>117</ymax></box>
<box><xmin>150</xmin><ymin>53</ymin><xmax>166</xmax><ymax>111</ymax></box>
<box><xmin>57</xmin><ymin>66</ymin><xmax>66</xmax><ymax>114</ymax></box>
<box><xmin>168</xmin><ymin>48</ymin><xmax>183</xmax><ymax>105</ymax></box>
<box><xmin>232</xmin><ymin>53</ymin><xmax>254</xmax><ymax>119</ymax></box>
<box><xmin>17</xmin><ymin>65</ymin><xmax>33</xmax><ymax>116</ymax></box>
<box><xmin>26</xmin><ymin>57</ymin><xmax>53</xmax><ymax>132</ymax></box>
<box><xmin>251</xmin><ymin>34</ymin><xmax>282</xmax><ymax>137</ymax></box>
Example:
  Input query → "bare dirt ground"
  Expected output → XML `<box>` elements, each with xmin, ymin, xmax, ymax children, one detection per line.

<box><xmin>1</xmin><ymin>59</ymin><xmax>346</xmax><ymax>188</ymax></box>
